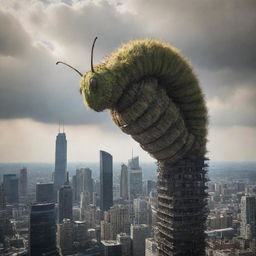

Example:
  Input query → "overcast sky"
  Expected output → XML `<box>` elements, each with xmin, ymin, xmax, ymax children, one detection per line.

<box><xmin>0</xmin><ymin>0</ymin><xmax>255</xmax><ymax>163</ymax></box>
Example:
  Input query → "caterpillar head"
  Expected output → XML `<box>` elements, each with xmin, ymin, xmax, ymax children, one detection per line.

<box><xmin>80</xmin><ymin>65</ymin><xmax>115</xmax><ymax>112</ymax></box>
<box><xmin>57</xmin><ymin>37</ymin><xmax>116</xmax><ymax>112</ymax></box>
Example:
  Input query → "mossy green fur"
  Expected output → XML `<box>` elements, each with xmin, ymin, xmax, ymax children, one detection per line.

<box><xmin>81</xmin><ymin>39</ymin><xmax>208</xmax><ymax>160</ymax></box>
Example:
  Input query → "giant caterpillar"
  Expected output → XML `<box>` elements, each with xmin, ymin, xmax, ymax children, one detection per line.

<box><xmin>58</xmin><ymin>38</ymin><xmax>208</xmax><ymax>256</ymax></box>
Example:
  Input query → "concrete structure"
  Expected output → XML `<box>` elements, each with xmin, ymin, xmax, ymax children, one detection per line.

<box><xmin>128</xmin><ymin>156</ymin><xmax>143</xmax><ymax>200</ymax></box>
<box><xmin>80</xmin><ymin>191</ymin><xmax>91</xmax><ymax>219</ymax></box>
<box><xmin>241</xmin><ymin>196</ymin><xmax>256</xmax><ymax>239</ymax></box>
<box><xmin>36</xmin><ymin>182</ymin><xmax>54</xmax><ymax>203</ymax></box>
<box><xmin>83</xmin><ymin>204</ymin><xmax>96</xmax><ymax>228</ymax></box>
<box><xmin>131</xmin><ymin>224</ymin><xmax>150</xmax><ymax>256</ymax></box>
<box><xmin>54</xmin><ymin>132</ymin><xmax>67</xmax><ymax>192</ymax></box>
<box><xmin>19</xmin><ymin>168</ymin><xmax>27</xmax><ymax>200</ymax></box>
<box><xmin>3</xmin><ymin>174</ymin><xmax>19</xmax><ymax>204</ymax></box>
<box><xmin>73</xmin><ymin>220</ymin><xmax>88</xmax><ymax>249</ymax></box>
<box><xmin>57</xmin><ymin>218</ymin><xmax>74</xmax><ymax>255</ymax></box>
<box><xmin>116</xmin><ymin>233</ymin><xmax>132</xmax><ymax>256</ymax></box>
<box><xmin>100</xmin><ymin>151</ymin><xmax>113</xmax><ymax>212</ymax></box>
<box><xmin>133</xmin><ymin>197</ymin><xmax>149</xmax><ymax>224</ymax></box>
<box><xmin>0</xmin><ymin>183</ymin><xmax>6</xmax><ymax>244</ymax></box>
<box><xmin>101</xmin><ymin>240</ymin><xmax>122</xmax><ymax>256</ymax></box>
<box><xmin>146</xmin><ymin>180</ymin><xmax>156</xmax><ymax>196</ymax></box>
<box><xmin>145</xmin><ymin>238</ymin><xmax>158</xmax><ymax>256</ymax></box>
<box><xmin>58</xmin><ymin>175</ymin><xmax>73</xmax><ymax>223</ymax></box>
<box><xmin>29</xmin><ymin>203</ymin><xmax>57</xmax><ymax>256</ymax></box>
<box><xmin>120</xmin><ymin>164</ymin><xmax>128</xmax><ymax>200</ymax></box>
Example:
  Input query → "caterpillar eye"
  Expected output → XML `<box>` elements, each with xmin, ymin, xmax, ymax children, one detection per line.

<box><xmin>90</xmin><ymin>78</ymin><xmax>97</xmax><ymax>91</ymax></box>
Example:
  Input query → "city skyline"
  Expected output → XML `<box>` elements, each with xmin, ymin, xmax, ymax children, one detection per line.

<box><xmin>0</xmin><ymin>0</ymin><xmax>256</xmax><ymax>163</ymax></box>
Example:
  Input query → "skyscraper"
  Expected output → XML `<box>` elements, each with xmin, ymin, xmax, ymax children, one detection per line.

<box><xmin>0</xmin><ymin>183</ymin><xmax>6</xmax><ymax>244</ymax></box>
<box><xmin>58</xmin><ymin>174</ymin><xmax>73</xmax><ymax>223</ymax></box>
<box><xmin>241</xmin><ymin>196</ymin><xmax>256</xmax><ymax>239</ymax></box>
<box><xmin>131</xmin><ymin>224</ymin><xmax>150</xmax><ymax>256</ymax></box>
<box><xmin>54</xmin><ymin>132</ymin><xmax>67</xmax><ymax>192</ymax></box>
<box><xmin>100</xmin><ymin>150</ymin><xmax>113</xmax><ymax>212</ymax></box>
<box><xmin>36</xmin><ymin>183</ymin><xmax>54</xmax><ymax>203</ymax></box>
<box><xmin>101</xmin><ymin>240</ymin><xmax>122</xmax><ymax>256</ymax></box>
<box><xmin>3</xmin><ymin>174</ymin><xmax>19</xmax><ymax>204</ymax></box>
<box><xmin>128</xmin><ymin>156</ymin><xmax>143</xmax><ymax>200</ymax></box>
<box><xmin>120</xmin><ymin>164</ymin><xmax>128</xmax><ymax>200</ymax></box>
<box><xmin>29</xmin><ymin>203</ymin><xmax>57</xmax><ymax>256</ymax></box>
<box><xmin>19</xmin><ymin>167</ymin><xmax>27</xmax><ymax>200</ymax></box>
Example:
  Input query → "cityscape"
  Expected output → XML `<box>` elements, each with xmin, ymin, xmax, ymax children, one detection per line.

<box><xmin>0</xmin><ymin>131</ymin><xmax>256</xmax><ymax>256</ymax></box>
<box><xmin>1</xmin><ymin>1</ymin><xmax>255</xmax><ymax>256</ymax></box>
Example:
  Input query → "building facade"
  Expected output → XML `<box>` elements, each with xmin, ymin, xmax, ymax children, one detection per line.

<box><xmin>100</xmin><ymin>150</ymin><xmax>113</xmax><ymax>212</ymax></box>
<box><xmin>3</xmin><ymin>174</ymin><xmax>19</xmax><ymax>204</ymax></box>
<box><xmin>36</xmin><ymin>183</ymin><xmax>54</xmax><ymax>203</ymax></box>
<box><xmin>19</xmin><ymin>167</ymin><xmax>28</xmax><ymax>200</ymax></box>
<box><xmin>120</xmin><ymin>164</ymin><xmax>128</xmax><ymax>200</ymax></box>
<box><xmin>29</xmin><ymin>203</ymin><xmax>57</xmax><ymax>256</ymax></box>
<box><xmin>54</xmin><ymin>132</ymin><xmax>67</xmax><ymax>192</ymax></box>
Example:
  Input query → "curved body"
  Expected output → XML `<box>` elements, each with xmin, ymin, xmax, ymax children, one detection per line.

<box><xmin>80</xmin><ymin>39</ymin><xmax>208</xmax><ymax>255</ymax></box>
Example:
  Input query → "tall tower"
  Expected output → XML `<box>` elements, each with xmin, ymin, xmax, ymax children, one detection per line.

<box><xmin>58</xmin><ymin>173</ymin><xmax>73</xmax><ymax>223</ymax></box>
<box><xmin>19</xmin><ymin>167</ymin><xmax>28</xmax><ymax>200</ymax></box>
<box><xmin>0</xmin><ymin>183</ymin><xmax>6</xmax><ymax>244</ymax></box>
<box><xmin>120</xmin><ymin>164</ymin><xmax>128</xmax><ymax>200</ymax></box>
<box><xmin>54</xmin><ymin>132</ymin><xmax>67</xmax><ymax>192</ymax></box>
<box><xmin>241</xmin><ymin>196</ymin><xmax>256</xmax><ymax>239</ymax></box>
<box><xmin>29</xmin><ymin>203</ymin><xmax>57</xmax><ymax>256</ymax></box>
<box><xmin>3</xmin><ymin>174</ymin><xmax>19</xmax><ymax>204</ymax></box>
<box><xmin>128</xmin><ymin>156</ymin><xmax>143</xmax><ymax>200</ymax></box>
<box><xmin>100</xmin><ymin>150</ymin><xmax>113</xmax><ymax>212</ymax></box>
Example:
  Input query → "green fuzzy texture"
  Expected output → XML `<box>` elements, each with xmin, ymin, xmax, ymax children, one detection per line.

<box><xmin>81</xmin><ymin>39</ymin><xmax>208</xmax><ymax>161</ymax></box>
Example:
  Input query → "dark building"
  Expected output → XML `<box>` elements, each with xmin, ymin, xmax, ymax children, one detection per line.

<box><xmin>19</xmin><ymin>167</ymin><xmax>28</xmax><ymax>199</ymax></box>
<box><xmin>54</xmin><ymin>132</ymin><xmax>67</xmax><ymax>192</ymax></box>
<box><xmin>100</xmin><ymin>151</ymin><xmax>113</xmax><ymax>212</ymax></box>
<box><xmin>3</xmin><ymin>174</ymin><xmax>19</xmax><ymax>204</ymax></box>
<box><xmin>0</xmin><ymin>183</ymin><xmax>6</xmax><ymax>244</ymax></box>
<box><xmin>146</xmin><ymin>180</ymin><xmax>156</xmax><ymax>196</ymax></box>
<box><xmin>58</xmin><ymin>174</ymin><xmax>72</xmax><ymax>223</ymax></box>
<box><xmin>36</xmin><ymin>183</ymin><xmax>54</xmax><ymax>203</ymax></box>
<box><xmin>29</xmin><ymin>203</ymin><xmax>57</xmax><ymax>256</ymax></box>
<box><xmin>101</xmin><ymin>240</ymin><xmax>122</xmax><ymax>256</ymax></box>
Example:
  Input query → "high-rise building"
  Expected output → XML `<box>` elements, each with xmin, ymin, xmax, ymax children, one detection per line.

<box><xmin>54</xmin><ymin>132</ymin><xmax>67</xmax><ymax>192</ymax></box>
<box><xmin>29</xmin><ymin>203</ymin><xmax>57</xmax><ymax>256</ymax></box>
<box><xmin>19</xmin><ymin>167</ymin><xmax>28</xmax><ymax>200</ymax></box>
<box><xmin>83</xmin><ymin>204</ymin><xmax>96</xmax><ymax>228</ymax></box>
<box><xmin>58</xmin><ymin>174</ymin><xmax>72</xmax><ymax>223</ymax></box>
<box><xmin>3</xmin><ymin>174</ymin><xmax>19</xmax><ymax>204</ymax></box>
<box><xmin>36</xmin><ymin>183</ymin><xmax>54</xmax><ymax>203</ymax></box>
<box><xmin>80</xmin><ymin>191</ymin><xmax>91</xmax><ymax>220</ymax></box>
<box><xmin>128</xmin><ymin>156</ymin><xmax>143</xmax><ymax>200</ymax></box>
<box><xmin>146</xmin><ymin>180</ymin><xmax>156</xmax><ymax>196</ymax></box>
<box><xmin>72</xmin><ymin>168</ymin><xmax>93</xmax><ymax>202</ymax></box>
<box><xmin>101</xmin><ymin>205</ymin><xmax>130</xmax><ymax>240</ymax></box>
<box><xmin>0</xmin><ymin>183</ymin><xmax>6</xmax><ymax>244</ymax></box>
<box><xmin>73</xmin><ymin>220</ymin><xmax>88</xmax><ymax>249</ymax></box>
<box><xmin>100</xmin><ymin>150</ymin><xmax>113</xmax><ymax>212</ymax></box>
<box><xmin>101</xmin><ymin>240</ymin><xmax>122</xmax><ymax>256</ymax></box>
<box><xmin>145</xmin><ymin>238</ymin><xmax>158</xmax><ymax>256</ymax></box>
<box><xmin>131</xmin><ymin>224</ymin><xmax>150</xmax><ymax>256</ymax></box>
<box><xmin>120</xmin><ymin>164</ymin><xmax>128</xmax><ymax>200</ymax></box>
<box><xmin>116</xmin><ymin>233</ymin><xmax>132</xmax><ymax>256</ymax></box>
<box><xmin>57</xmin><ymin>218</ymin><xmax>74</xmax><ymax>255</ymax></box>
<box><xmin>241</xmin><ymin>196</ymin><xmax>256</xmax><ymax>239</ymax></box>
<box><xmin>133</xmin><ymin>197</ymin><xmax>149</xmax><ymax>224</ymax></box>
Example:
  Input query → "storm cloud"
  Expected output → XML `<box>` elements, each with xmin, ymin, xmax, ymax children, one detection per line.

<box><xmin>0</xmin><ymin>0</ymin><xmax>256</xmax><ymax>128</ymax></box>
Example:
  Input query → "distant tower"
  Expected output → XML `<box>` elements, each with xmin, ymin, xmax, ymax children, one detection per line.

<box><xmin>100</xmin><ymin>150</ymin><xmax>113</xmax><ymax>212</ymax></box>
<box><xmin>131</xmin><ymin>224</ymin><xmax>150</xmax><ymax>256</ymax></box>
<box><xmin>241</xmin><ymin>196</ymin><xmax>256</xmax><ymax>239</ymax></box>
<box><xmin>57</xmin><ymin>218</ymin><xmax>74</xmax><ymax>255</ymax></box>
<box><xmin>54</xmin><ymin>131</ymin><xmax>67</xmax><ymax>192</ymax></box>
<box><xmin>19</xmin><ymin>167</ymin><xmax>28</xmax><ymax>200</ymax></box>
<box><xmin>36</xmin><ymin>183</ymin><xmax>54</xmax><ymax>203</ymax></box>
<box><xmin>29</xmin><ymin>203</ymin><xmax>57</xmax><ymax>256</ymax></box>
<box><xmin>0</xmin><ymin>183</ymin><xmax>6</xmax><ymax>244</ymax></box>
<box><xmin>58</xmin><ymin>173</ymin><xmax>73</xmax><ymax>223</ymax></box>
<box><xmin>3</xmin><ymin>174</ymin><xmax>19</xmax><ymax>204</ymax></box>
<box><xmin>128</xmin><ymin>156</ymin><xmax>143</xmax><ymax>200</ymax></box>
<box><xmin>120</xmin><ymin>164</ymin><xmax>128</xmax><ymax>200</ymax></box>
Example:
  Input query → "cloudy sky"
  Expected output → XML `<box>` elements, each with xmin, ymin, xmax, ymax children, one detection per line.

<box><xmin>0</xmin><ymin>0</ymin><xmax>255</xmax><ymax>163</ymax></box>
